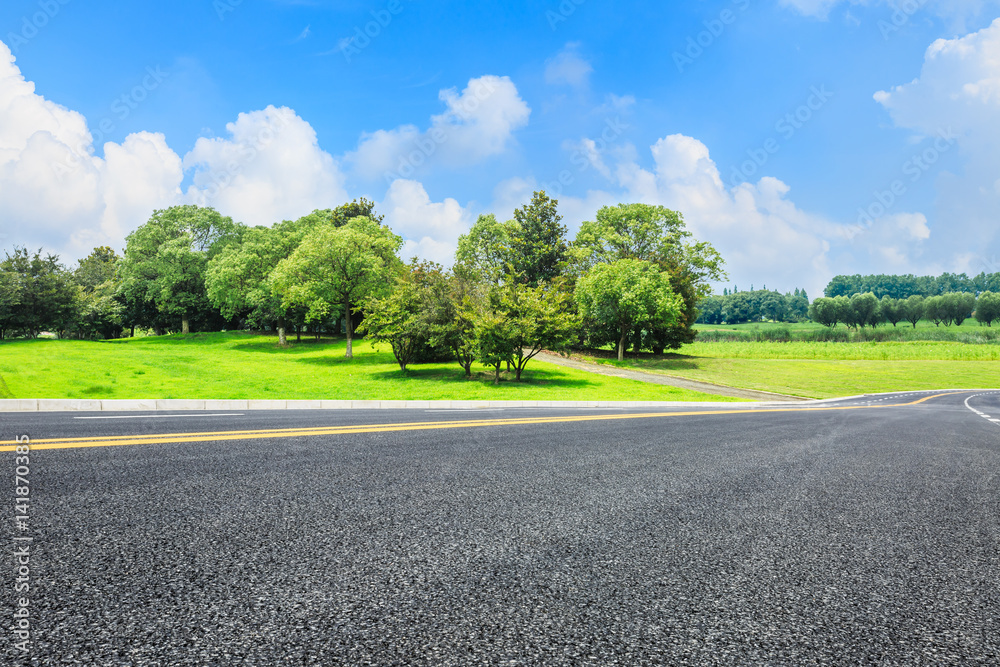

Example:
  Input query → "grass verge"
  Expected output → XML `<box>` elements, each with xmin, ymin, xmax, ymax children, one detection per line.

<box><xmin>573</xmin><ymin>341</ymin><xmax>1000</xmax><ymax>399</ymax></box>
<box><xmin>0</xmin><ymin>333</ymin><xmax>741</xmax><ymax>402</ymax></box>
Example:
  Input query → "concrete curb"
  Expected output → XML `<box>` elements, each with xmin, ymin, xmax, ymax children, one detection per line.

<box><xmin>2</xmin><ymin>390</ymin><xmax>991</xmax><ymax>413</ymax></box>
<box><xmin>0</xmin><ymin>398</ymin><xmax>792</xmax><ymax>413</ymax></box>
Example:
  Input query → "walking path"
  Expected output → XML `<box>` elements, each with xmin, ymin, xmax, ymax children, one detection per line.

<box><xmin>535</xmin><ymin>352</ymin><xmax>808</xmax><ymax>402</ymax></box>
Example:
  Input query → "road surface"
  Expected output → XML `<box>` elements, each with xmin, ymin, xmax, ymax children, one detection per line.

<box><xmin>2</xmin><ymin>391</ymin><xmax>999</xmax><ymax>665</ymax></box>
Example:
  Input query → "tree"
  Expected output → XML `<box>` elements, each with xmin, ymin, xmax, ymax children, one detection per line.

<box><xmin>427</xmin><ymin>265</ymin><xmax>478</xmax><ymax>376</ymax></box>
<box><xmin>575</xmin><ymin>259</ymin><xmax>682</xmax><ymax>361</ymax></box>
<box><xmin>880</xmin><ymin>296</ymin><xmax>903</xmax><ymax>327</ymax></box>
<box><xmin>0</xmin><ymin>247</ymin><xmax>78</xmax><ymax>339</ymax></box>
<box><xmin>851</xmin><ymin>293</ymin><xmax>880</xmax><ymax>328</ymax></box>
<box><xmin>809</xmin><ymin>297</ymin><xmax>840</xmax><ymax>328</ymax></box>
<box><xmin>942</xmin><ymin>291</ymin><xmax>976</xmax><ymax>326</ymax></box>
<box><xmin>270</xmin><ymin>216</ymin><xmax>402</xmax><ymax>358</ymax></box>
<box><xmin>508</xmin><ymin>191</ymin><xmax>568</xmax><ymax>286</ymax></box>
<box><xmin>119</xmin><ymin>206</ymin><xmax>241</xmax><ymax>335</ymax></box>
<box><xmin>834</xmin><ymin>296</ymin><xmax>856</xmax><ymax>329</ymax></box>
<box><xmin>359</xmin><ymin>270</ymin><xmax>426</xmax><ymax>372</ymax></box>
<box><xmin>206</xmin><ymin>214</ymin><xmax>326</xmax><ymax>345</ymax></box>
<box><xmin>975</xmin><ymin>292</ymin><xmax>1000</xmax><ymax>327</ymax></box>
<box><xmin>497</xmin><ymin>278</ymin><xmax>579</xmax><ymax>381</ymax></box>
<box><xmin>75</xmin><ymin>246</ymin><xmax>120</xmax><ymax>291</ymax></box>
<box><xmin>455</xmin><ymin>214</ymin><xmax>514</xmax><ymax>282</ymax></box>
<box><xmin>924</xmin><ymin>295</ymin><xmax>945</xmax><ymax>326</ymax></box>
<box><xmin>571</xmin><ymin>203</ymin><xmax>725</xmax><ymax>353</ymax></box>
<box><xmin>902</xmin><ymin>295</ymin><xmax>925</xmax><ymax>328</ymax></box>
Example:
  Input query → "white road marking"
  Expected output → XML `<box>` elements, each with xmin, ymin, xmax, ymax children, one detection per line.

<box><xmin>74</xmin><ymin>413</ymin><xmax>246</xmax><ymax>420</ymax></box>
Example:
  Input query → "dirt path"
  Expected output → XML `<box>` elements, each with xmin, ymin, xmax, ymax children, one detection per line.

<box><xmin>534</xmin><ymin>352</ymin><xmax>808</xmax><ymax>402</ymax></box>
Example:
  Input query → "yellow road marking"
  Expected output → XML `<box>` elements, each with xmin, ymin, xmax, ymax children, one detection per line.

<box><xmin>0</xmin><ymin>391</ymin><xmax>974</xmax><ymax>452</ymax></box>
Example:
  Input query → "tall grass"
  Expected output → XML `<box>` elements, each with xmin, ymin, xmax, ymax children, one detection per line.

<box><xmin>695</xmin><ymin>325</ymin><xmax>1000</xmax><ymax>344</ymax></box>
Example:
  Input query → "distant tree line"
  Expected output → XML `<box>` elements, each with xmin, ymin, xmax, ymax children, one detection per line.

<box><xmin>0</xmin><ymin>195</ymin><xmax>726</xmax><ymax>376</ymax></box>
<box><xmin>809</xmin><ymin>292</ymin><xmax>1000</xmax><ymax>328</ymax></box>
<box><xmin>824</xmin><ymin>273</ymin><xmax>1000</xmax><ymax>299</ymax></box>
<box><xmin>696</xmin><ymin>288</ymin><xmax>810</xmax><ymax>325</ymax></box>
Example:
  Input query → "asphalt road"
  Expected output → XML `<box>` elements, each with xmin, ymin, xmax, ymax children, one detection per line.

<box><xmin>2</xmin><ymin>391</ymin><xmax>999</xmax><ymax>665</ymax></box>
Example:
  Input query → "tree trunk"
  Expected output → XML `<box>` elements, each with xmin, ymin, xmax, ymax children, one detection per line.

<box><xmin>494</xmin><ymin>363</ymin><xmax>501</xmax><ymax>384</ymax></box>
<box><xmin>277</xmin><ymin>315</ymin><xmax>287</xmax><ymax>346</ymax></box>
<box><xmin>181</xmin><ymin>313</ymin><xmax>190</xmax><ymax>335</ymax></box>
<box><xmin>618</xmin><ymin>327</ymin><xmax>626</xmax><ymax>361</ymax></box>
<box><xmin>464</xmin><ymin>361</ymin><xmax>472</xmax><ymax>377</ymax></box>
<box><xmin>344</xmin><ymin>300</ymin><xmax>354</xmax><ymax>358</ymax></box>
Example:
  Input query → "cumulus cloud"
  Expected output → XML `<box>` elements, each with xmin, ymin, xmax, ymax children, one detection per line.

<box><xmin>544</xmin><ymin>43</ymin><xmax>593</xmax><ymax>88</ymax></box>
<box><xmin>346</xmin><ymin>75</ymin><xmax>530</xmax><ymax>183</ymax></box>
<box><xmin>0</xmin><ymin>41</ymin><xmax>182</xmax><ymax>256</ymax></box>
<box><xmin>183</xmin><ymin>106</ymin><xmax>348</xmax><ymax>226</ymax></box>
<box><xmin>875</xmin><ymin>18</ymin><xmax>1000</xmax><ymax>271</ymax></box>
<box><xmin>380</xmin><ymin>179</ymin><xmax>473</xmax><ymax>266</ymax></box>
<box><xmin>0</xmin><ymin>38</ymin><xmax>355</xmax><ymax>260</ymax></box>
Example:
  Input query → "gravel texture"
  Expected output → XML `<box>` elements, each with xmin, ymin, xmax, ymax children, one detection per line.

<box><xmin>2</xmin><ymin>394</ymin><xmax>999</xmax><ymax>665</ymax></box>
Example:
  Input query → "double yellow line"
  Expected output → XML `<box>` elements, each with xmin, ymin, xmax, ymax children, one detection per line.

<box><xmin>0</xmin><ymin>392</ymin><xmax>968</xmax><ymax>453</ymax></box>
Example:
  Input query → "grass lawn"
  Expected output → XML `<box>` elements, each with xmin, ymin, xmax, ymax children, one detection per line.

<box><xmin>574</xmin><ymin>340</ymin><xmax>1000</xmax><ymax>399</ymax></box>
<box><xmin>0</xmin><ymin>332</ymin><xmax>740</xmax><ymax>402</ymax></box>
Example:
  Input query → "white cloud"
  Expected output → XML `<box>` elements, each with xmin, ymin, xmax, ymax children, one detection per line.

<box><xmin>0</xmin><ymin>41</ymin><xmax>182</xmax><ymax>257</ymax></box>
<box><xmin>875</xmin><ymin>18</ymin><xmax>1000</xmax><ymax>272</ymax></box>
<box><xmin>183</xmin><ymin>106</ymin><xmax>348</xmax><ymax>226</ymax></box>
<box><xmin>347</xmin><ymin>75</ymin><xmax>531</xmax><ymax>183</ymax></box>
<box><xmin>781</xmin><ymin>0</ymin><xmax>997</xmax><ymax>28</ymax></box>
<box><xmin>0</xmin><ymin>38</ymin><xmax>355</xmax><ymax>259</ymax></box>
<box><xmin>380</xmin><ymin>179</ymin><xmax>474</xmax><ymax>266</ymax></box>
<box><xmin>544</xmin><ymin>43</ymin><xmax>593</xmax><ymax>88</ymax></box>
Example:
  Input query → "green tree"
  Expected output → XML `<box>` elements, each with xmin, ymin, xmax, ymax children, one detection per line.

<box><xmin>851</xmin><ymin>292</ymin><xmax>880</xmax><ymax>328</ymax></box>
<box><xmin>834</xmin><ymin>295</ymin><xmax>856</xmax><ymax>329</ymax></box>
<box><xmin>975</xmin><ymin>292</ymin><xmax>1000</xmax><ymax>327</ymax></box>
<box><xmin>942</xmin><ymin>291</ymin><xmax>976</xmax><ymax>326</ymax></box>
<box><xmin>427</xmin><ymin>265</ymin><xmax>478</xmax><ymax>376</ymax></box>
<box><xmin>205</xmin><ymin>213</ymin><xmax>327</xmax><ymax>345</ymax></box>
<box><xmin>508</xmin><ymin>191</ymin><xmax>568</xmax><ymax>286</ymax></box>
<box><xmin>924</xmin><ymin>295</ymin><xmax>945</xmax><ymax>326</ymax></box>
<box><xmin>0</xmin><ymin>247</ymin><xmax>78</xmax><ymax>338</ymax></box>
<box><xmin>74</xmin><ymin>246</ymin><xmax>120</xmax><ymax>291</ymax></box>
<box><xmin>498</xmin><ymin>278</ymin><xmax>579</xmax><ymax>381</ymax></box>
<box><xmin>455</xmin><ymin>214</ymin><xmax>514</xmax><ymax>282</ymax></box>
<box><xmin>809</xmin><ymin>297</ymin><xmax>840</xmax><ymax>328</ymax></box>
<box><xmin>119</xmin><ymin>205</ymin><xmax>242</xmax><ymax>335</ymax></box>
<box><xmin>270</xmin><ymin>216</ymin><xmax>402</xmax><ymax>358</ymax></box>
<box><xmin>570</xmin><ymin>203</ymin><xmax>725</xmax><ymax>352</ymax></box>
<box><xmin>880</xmin><ymin>296</ymin><xmax>903</xmax><ymax>327</ymax></box>
<box><xmin>902</xmin><ymin>295</ymin><xmax>925</xmax><ymax>328</ymax></box>
<box><xmin>575</xmin><ymin>259</ymin><xmax>682</xmax><ymax>361</ymax></box>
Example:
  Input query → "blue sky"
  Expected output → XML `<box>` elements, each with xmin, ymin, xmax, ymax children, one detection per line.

<box><xmin>2</xmin><ymin>0</ymin><xmax>1000</xmax><ymax>297</ymax></box>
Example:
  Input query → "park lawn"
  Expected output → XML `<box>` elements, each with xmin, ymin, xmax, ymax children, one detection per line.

<box><xmin>0</xmin><ymin>332</ymin><xmax>740</xmax><ymax>402</ymax></box>
<box><xmin>574</xmin><ymin>341</ymin><xmax>1000</xmax><ymax>399</ymax></box>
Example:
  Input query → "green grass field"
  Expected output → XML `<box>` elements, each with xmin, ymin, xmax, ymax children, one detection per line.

<box><xmin>0</xmin><ymin>333</ymin><xmax>738</xmax><ymax>402</ymax></box>
<box><xmin>575</xmin><ymin>337</ymin><xmax>1000</xmax><ymax>399</ymax></box>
